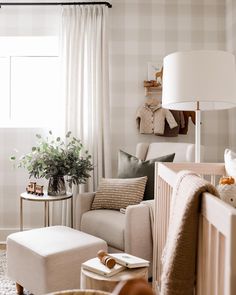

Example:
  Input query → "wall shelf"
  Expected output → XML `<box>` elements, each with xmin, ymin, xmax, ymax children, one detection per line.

<box><xmin>144</xmin><ymin>86</ymin><xmax>162</xmax><ymax>96</ymax></box>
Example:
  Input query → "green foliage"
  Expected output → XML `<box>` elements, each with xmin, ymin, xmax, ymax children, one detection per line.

<box><xmin>11</xmin><ymin>131</ymin><xmax>93</xmax><ymax>188</ymax></box>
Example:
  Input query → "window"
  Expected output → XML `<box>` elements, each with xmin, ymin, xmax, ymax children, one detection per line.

<box><xmin>0</xmin><ymin>36</ymin><xmax>63</xmax><ymax>128</ymax></box>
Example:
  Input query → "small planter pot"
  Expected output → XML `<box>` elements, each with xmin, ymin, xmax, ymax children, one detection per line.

<box><xmin>48</xmin><ymin>176</ymin><xmax>66</xmax><ymax>196</ymax></box>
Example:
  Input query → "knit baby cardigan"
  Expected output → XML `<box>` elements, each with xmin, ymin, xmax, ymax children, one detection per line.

<box><xmin>136</xmin><ymin>102</ymin><xmax>178</xmax><ymax>135</ymax></box>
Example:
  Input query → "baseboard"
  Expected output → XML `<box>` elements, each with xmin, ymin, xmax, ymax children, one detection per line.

<box><xmin>0</xmin><ymin>227</ymin><xmax>34</xmax><ymax>243</ymax></box>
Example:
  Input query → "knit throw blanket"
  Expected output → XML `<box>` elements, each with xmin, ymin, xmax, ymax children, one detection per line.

<box><xmin>161</xmin><ymin>170</ymin><xmax>219</xmax><ymax>295</ymax></box>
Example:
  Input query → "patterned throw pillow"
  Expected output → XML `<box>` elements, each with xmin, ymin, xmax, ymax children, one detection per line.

<box><xmin>117</xmin><ymin>149</ymin><xmax>175</xmax><ymax>200</ymax></box>
<box><xmin>91</xmin><ymin>176</ymin><xmax>147</xmax><ymax>210</ymax></box>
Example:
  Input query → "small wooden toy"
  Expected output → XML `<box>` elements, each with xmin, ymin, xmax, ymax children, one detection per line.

<box><xmin>97</xmin><ymin>250</ymin><xmax>116</xmax><ymax>269</ymax></box>
<box><xmin>26</xmin><ymin>182</ymin><xmax>44</xmax><ymax>196</ymax></box>
<box><xmin>35</xmin><ymin>185</ymin><xmax>44</xmax><ymax>196</ymax></box>
<box><xmin>26</xmin><ymin>182</ymin><xmax>36</xmax><ymax>194</ymax></box>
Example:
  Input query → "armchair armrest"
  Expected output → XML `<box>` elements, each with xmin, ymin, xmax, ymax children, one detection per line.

<box><xmin>125</xmin><ymin>203</ymin><xmax>153</xmax><ymax>263</ymax></box>
<box><xmin>75</xmin><ymin>192</ymin><xmax>95</xmax><ymax>230</ymax></box>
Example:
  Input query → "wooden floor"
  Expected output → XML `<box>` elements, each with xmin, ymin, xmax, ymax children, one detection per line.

<box><xmin>0</xmin><ymin>244</ymin><xmax>6</xmax><ymax>250</ymax></box>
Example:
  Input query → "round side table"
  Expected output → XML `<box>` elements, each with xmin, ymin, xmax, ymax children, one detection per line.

<box><xmin>81</xmin><ymin>264</ymin><xmax>148</xmax><ymax>293</ymax></box>
<box><xmin>20</xmin><ymin>192</ymin><xmax>73</xmax><ymax>231</ymax></box>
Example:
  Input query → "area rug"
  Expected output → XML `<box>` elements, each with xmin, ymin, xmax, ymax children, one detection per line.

<box><xmin>0</xmin><ymin>250</ymin><xmax>31</xmax><ymax>295</ymax></box>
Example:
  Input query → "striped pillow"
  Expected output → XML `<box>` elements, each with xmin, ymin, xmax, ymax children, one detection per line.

<box><xmin>91</xmin><ymin>177</ymin><xmax>147</xmax><ymax>210</ymax></box>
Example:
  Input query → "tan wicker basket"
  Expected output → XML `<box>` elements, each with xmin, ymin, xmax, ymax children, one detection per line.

<box><xmin>46</xmin><ymin>290</ymin><xmax>111</xmax><ymax>295</ymax></box>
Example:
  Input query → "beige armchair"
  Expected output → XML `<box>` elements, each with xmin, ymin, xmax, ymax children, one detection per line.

<box><xmin>75</xmin><ymin>192</ymin><xmax>152</xmax><ymax>261</ymax></box>
<box><xmin>75</xmin><ymin>142</ymin><xmax>196</xmax><ymax>276</ymax></box>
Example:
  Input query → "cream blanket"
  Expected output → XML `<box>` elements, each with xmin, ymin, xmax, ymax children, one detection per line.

<box><xmin>161</xmin><ymin>170</ymin><xmax>219</xmax><ymax>295</ymax></box>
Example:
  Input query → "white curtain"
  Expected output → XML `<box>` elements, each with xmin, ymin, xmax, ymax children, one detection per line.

<box><xmin>52</xmin><ymin>4</ymin><xmax>112</xmax><ymax>226</ymax></box>
<box><xmin>62</xmin><ymin>4</ymin><xmax>111</xmax><ymax>188</ymax></box>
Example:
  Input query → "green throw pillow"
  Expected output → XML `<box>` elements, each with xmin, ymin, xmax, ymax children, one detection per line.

<box><xmin>117</xmin><ymin>149</ymin><xmax>175</xmax><ymax>200</ymax></box>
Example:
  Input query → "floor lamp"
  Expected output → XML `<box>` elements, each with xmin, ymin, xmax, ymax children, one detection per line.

<box><xmin>161</xmin><ymin>50</ymin><xmax>236</xmax><ymax>163</ymax></box>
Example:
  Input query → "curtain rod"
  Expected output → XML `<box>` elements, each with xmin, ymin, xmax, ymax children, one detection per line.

<box><xmin>0</xmin><ymin>2</ymin><xmax>112</xmax><ymax>8</ymax></box>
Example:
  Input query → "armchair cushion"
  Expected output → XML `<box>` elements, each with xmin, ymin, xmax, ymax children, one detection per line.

<box><xmin>117</xmin><ymin>149</ymin><xmax>175</xmax><ymax>200</ymax></box>
<box><xmin>91</xmin><ymin>177</ymin><xmax>147</xmax><ymax>210</ymax></box>
<box><xmin>81</xmin><ymin>209</ymin><xmax>125</xmax><ymax>250</ymax></box>
<box><xmin>136</xmin><ymin>142</ymin><xmax>196</xmax><ymax>162</ymax></box>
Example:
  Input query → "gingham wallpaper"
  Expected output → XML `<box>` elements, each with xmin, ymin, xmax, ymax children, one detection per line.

<box><xmin>0</xmin><ymin>5</ymin><xmax>60</xmax><ymax>36</ymax></box>
<box><xmin>110</xmin><ymin>0</ymin><xmax>227</xmax><ymax>174</ymax></box>
<box><xmin>226</xmin><ymin>0</ymin><xmax>236</xmax><ymax>152</ymax></box>
<box><xmin>0</xmin><ymin>0</ymin><xmax>233</xmax><ymax>240</ymax></box>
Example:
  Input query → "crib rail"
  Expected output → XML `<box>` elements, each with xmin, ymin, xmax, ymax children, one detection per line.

<box><xmin>153</xmin><ymin>162</ymin><xmax>236</xmax><ymax>295</ymax></box>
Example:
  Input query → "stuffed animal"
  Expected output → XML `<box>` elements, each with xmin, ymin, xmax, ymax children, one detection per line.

<box><xmin>217</xmin><ymin>176</ymin><xmax>236</xmax><ymax>208</ymax></box>
<box><xmin>219</xmin><ymin>176</ymin><xmax>235</xmax><ymax>185</ymax></box>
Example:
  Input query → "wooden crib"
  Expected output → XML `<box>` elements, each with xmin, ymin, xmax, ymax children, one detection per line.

<box><xmin>153</xmin><ymin>162</ymin><xmax>236</xmax><ymax>295</ymax></box>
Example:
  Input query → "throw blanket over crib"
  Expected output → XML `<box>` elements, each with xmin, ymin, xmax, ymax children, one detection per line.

<box><xmin>153</xmin><ymin>162</ymin><xmax>236</xmax><ymax>295</ymax></box>
<box><xmin>161</xmin><ymin>171</ymin><xmax>219</xmax><ymax>295</ymax></box>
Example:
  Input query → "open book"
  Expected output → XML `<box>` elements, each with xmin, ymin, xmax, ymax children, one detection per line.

<box><xmin>109</xmin><ymin>253</ymin><xmax>150</xmax><ymax>268</ymax></box>
<box><xmin>82</xmin><ymin>257</ymin><xmax>126</xmax><ymax>277</ymax></box>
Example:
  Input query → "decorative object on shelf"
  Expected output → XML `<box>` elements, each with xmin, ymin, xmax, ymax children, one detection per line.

<box><xmin>11</xmin><ymin>131</ymin><xmax>93</xmax><ymax>196</ymax></box>
<box><xmin>145</xmin><ymin>62</ymin><xmax>163</xmax><ymax>96</ymax></box>
<box><xmin>143</xmin><ymin>80</ymin><xmax>162</xmax><ymax>96</ymax></box>
<box><xmin>217</xmin><ymin>176</ymin><xmax>236</xmax><ymax>208</ymax></box>
<box><xmin>147</xmin><ymin>61</ymin><xmax>162</xmax><ymax>81</ymax></box>
<box><xmin>26</xmin><ymin>182</ymin><xmax>44</xmax><ymax>196</ymax></box>
<box><xmin>155</xmin><ymin>66</ymin><xmax>163</xmax><ymax>85</ymax></box>
<box><xmin>162</xmin><ymin>50</ymin><xmax>236</xmax><ymax>163</ymax></box>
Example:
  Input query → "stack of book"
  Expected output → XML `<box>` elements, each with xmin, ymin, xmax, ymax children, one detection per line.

<box><xmin>82</xmin><ymin>253</ymin><xmax>150</xmax><ymax>277</ymax></box>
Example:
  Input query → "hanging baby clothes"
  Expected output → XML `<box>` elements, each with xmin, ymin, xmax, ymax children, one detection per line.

<box><xmin>136</xmin><ymin>99</ymin><xmax>178</xmax><ymax>135</ymax></box>
<box><xmin>159</xmin><ymin>110</ymin><xmax>182</xmax><ymax>137</ymax></box>
<box><xmin>179</xmin><ymin>111</ymin><xmax>196</xmax><ymax>134</ymax></box>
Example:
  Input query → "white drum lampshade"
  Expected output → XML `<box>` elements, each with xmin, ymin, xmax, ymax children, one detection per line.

<box><xmin>162</xmin><ymin>50</ymin><xmax>236</xmax><ymax>162</ymax></box>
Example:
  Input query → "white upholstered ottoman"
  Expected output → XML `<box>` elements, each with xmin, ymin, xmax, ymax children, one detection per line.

<box><xmin>7</xmin><ymin>226</ymin><xmax>107</xmax><ymax>295</ymax></box>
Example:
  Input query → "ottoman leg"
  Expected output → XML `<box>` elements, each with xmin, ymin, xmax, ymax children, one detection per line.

<box><xmin>15</xmin><ymin>282</ymin><xmax>23</xmax><ymax>295</ymax></box>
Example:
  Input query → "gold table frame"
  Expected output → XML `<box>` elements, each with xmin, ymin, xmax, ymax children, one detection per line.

<box><xmin>20</xmin><ymin>192</ymin><xmax>73</xmax><ymax>231</ymax></box>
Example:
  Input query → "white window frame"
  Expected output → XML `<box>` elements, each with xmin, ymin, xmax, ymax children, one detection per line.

<box><xmin>0</xmin><ymin>36</ymin><xmax>63</xmax><ymax>128</ymax></box>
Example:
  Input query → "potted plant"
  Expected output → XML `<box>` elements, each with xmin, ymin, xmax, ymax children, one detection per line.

<box><xmin>11</xmin><ymin>131</ymin><xmax>93</xmax><ymax>196</ymax></box>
